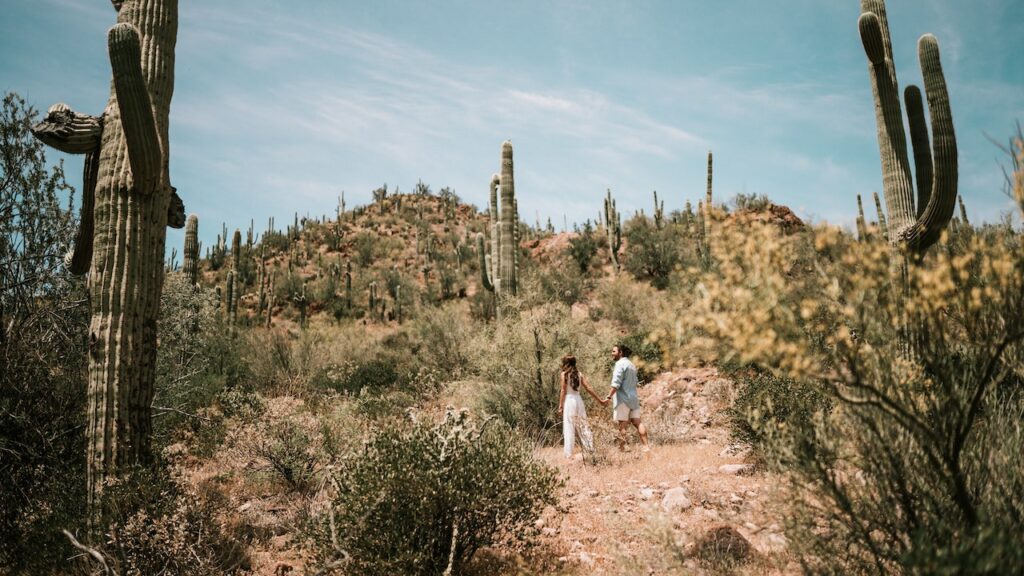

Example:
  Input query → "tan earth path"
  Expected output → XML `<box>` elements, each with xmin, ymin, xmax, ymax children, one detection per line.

<box><xmin>532</xmin><ymin>368</ymin><xmax>799</xmax><ymax>575</ymax></box>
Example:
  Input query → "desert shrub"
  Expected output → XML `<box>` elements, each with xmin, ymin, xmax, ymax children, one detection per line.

<box><xmin>408</xmin><ymin>303</ymin><xmax>476</xmax><ymax>378</ymax></box>
<box><xmin>308</xmin><ymin>410</ymin><xmax>559</xmax><ymax>575</ymax></box>
<box><xmin>0</xmin><ymin>92</ymin><xmax>89</xmax><ymax>574</ymax></box>
<box><xmin>671</xmin><ymin>216</ymin><xmax>1024</xmax><ymax>573</ymax></box>
<box><xmin>723</xmin><ymin>363</ymin><xmax>831</xmax><ymax>451</ymax></box>
<box><xmin>353</xmin><ymin>230</ymin><xmax>378</xmax><ymax>267</ymax></box>
<box><xmin>84</xmin><ymin>467</ymin><xmax>249</xmax><ymax>575</ymax></box>
<box><xmin>260</xmin><ymin>229</ymin><xmax>291</xmax><ymax>254</ymax></box>
<box><xmin>732</xmin><ymin>192</ymin><xmax>771</xmax><ymax>212</ymax></box>
<box><xmin>567</xmin><ymin>221</ymin><xmax>600</xmax><ymax>273</ymax></box>
<box><xmin>623</xmin><ymin>216</ymin><xmax>681</xmax><ymax>289</ymax></box>
<box><xmin>530</xmin><ymin>255</ymin><xmax>587</xmax><ymax>306</ymax></box>
<box><xmin>154</xmin><ymin>272</ymin><xmax>232</xmax><ymax>448</ymax></box>
<box><xmin>472</xmin><ymin>304</ymin><xmax>617</xmax><ymax>444</ymax></box>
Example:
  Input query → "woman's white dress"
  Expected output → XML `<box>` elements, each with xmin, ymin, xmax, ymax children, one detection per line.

<box><xmin>563</xmin><ymin>387</ymin><xmax>594</xmax><ymax>458</ymax></box>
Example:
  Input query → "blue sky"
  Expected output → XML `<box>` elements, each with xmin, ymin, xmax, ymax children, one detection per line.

<box><xmin>2</xmin><ymin>0</ymin><xmax>1022</xmax><ymax>252</ymax></box>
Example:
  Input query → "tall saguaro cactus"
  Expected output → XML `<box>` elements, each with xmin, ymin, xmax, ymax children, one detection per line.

<box><xmin>183</xmin><ymin>214</ymin><xmax>199</xmax><ymax>286</ymax></box>
<box><xmin>479</xmin><ymin>143</ymin><xmax>519</xmax><ymax>300</ymax></box>
<box><xmin>499</xmin><ymin>141</ymin><xmax>518</xmax><ymax>296</ymax></box>
<box><xmin>859</xmin><ymin>0</ymin><xmax>958</xmax><ymax>254</ymax></box>
<box><xmin>604</xmin><ymin>189</ymin><xmax>622</xmax><ymax>274</ymax></box>
<box><xmin>30</xmin><ymin>0</ymin><xmax>180</xmax><ymax>517</ymax></box>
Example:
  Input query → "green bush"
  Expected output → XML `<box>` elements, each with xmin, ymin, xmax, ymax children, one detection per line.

<box><xmin>567</xmin><ymin>221</ymin><xmax>600</xmax><ymax>274</ymax></box>
<box><xmin>723</xmin><ymin>363</ymin><xmax>831</xmax><ymax>451</ymax></box>
<box><xmin>0</xmin><ymin>92</ymin><xmax>89</xmax><ymax>574</ymax></box>
<box><xmin>309</xmin><ymin>410</ymin><xmax>559</xmax><ymax>575</ymax></box>
<box><xmin>623</xmin><ymin>217</ymin><xmax>681</xmax><ymax>289</ymax></box>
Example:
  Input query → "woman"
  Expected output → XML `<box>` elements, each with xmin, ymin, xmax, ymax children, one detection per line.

<box><xmin>558</xmin><ymin>355</ymin><xmax>606</xmax><ymax>460</ymax></box>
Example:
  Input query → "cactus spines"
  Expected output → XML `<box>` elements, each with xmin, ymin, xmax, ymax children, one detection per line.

<box><xmin>183</xmin><ymin>214</ymin><xmax>199</xmax><ymax>286</ymax></box>
<box><xmin>873</xmin><ymin>191</ymin><xmax>889</xmax><ymax>241</ymax></box>
<box><xmin>859</xmin><ymin>0</ymin><xmax>958</xmax><ymax>254</ymax></box>
<box><xmin>26</xmin><ymin>0</ymin><xmax>180</xmax><ymax>515</ymax></box>
<box><xmin>604</xmin><ymin>189</ymin><xmax>622</xmax><ymax>274</ymax></box>
<box><xmin>499</xmin><ymin>141</ymin><xmax>518</xmax><ymax>296</ymax></box>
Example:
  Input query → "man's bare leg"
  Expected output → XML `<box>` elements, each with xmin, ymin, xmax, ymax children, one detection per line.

<box><xmin>617</xmin><ymin>421</ymin><xmax>629</xmax><ymax>451</ymax></box>
<box><xmin>630</xmin><ymin>418</ymin><xmax>650</xmax><ymax>450</ymax></box>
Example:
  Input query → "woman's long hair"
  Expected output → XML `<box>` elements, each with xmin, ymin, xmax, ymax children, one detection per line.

<box><xmin>561</xmin><ymin>355</ymin><xmax>580</xmax><ymax>391</ymax></box>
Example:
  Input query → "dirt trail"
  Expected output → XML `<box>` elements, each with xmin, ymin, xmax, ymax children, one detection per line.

<box><xmin>533</xmin><ymin>368</ymin><xmax>797</xmax><ymax>575</ymax></box>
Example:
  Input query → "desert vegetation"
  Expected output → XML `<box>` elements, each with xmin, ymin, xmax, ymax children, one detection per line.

<box><xmin>2</xmin><ymin>0</ymin><xmax>1023</xmax><ymax>574</ymax></box>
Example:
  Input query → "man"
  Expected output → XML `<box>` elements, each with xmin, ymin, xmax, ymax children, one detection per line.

<box><xmin>604</xmin><ymin>344</ymin><xmax>650</xmax><ymax>452</ymax></box>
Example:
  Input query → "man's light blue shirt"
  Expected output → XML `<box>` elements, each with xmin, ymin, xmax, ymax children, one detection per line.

<box><xmin>611</xmin><ymin>357</ymin><xmax>641</xmax><ymax>411</ymax></box>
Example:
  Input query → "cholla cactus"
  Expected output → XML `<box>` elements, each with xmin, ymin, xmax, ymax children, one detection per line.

<box><xmin>29</xmin><ymin>0</ymin><xmax>181</xmax><ymax>515</ymax></box>
<box><xmin>183</xmin><ymin>214</ymin><xmax>199</xmax><ymax>286</ymax></box>
<box><xmin>604</xmin><ymin>189</ymin><xmax>622</xmax><ymax>274</ymax></box>
<box><xmin>859</xmin><ymin>0</ymin><xmax>958</xmax><ymax>254</ymax></box>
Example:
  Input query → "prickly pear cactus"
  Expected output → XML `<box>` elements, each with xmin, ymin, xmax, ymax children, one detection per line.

<box><xmin>859</xmin><ymin>0</ymin><xmax>957</xmax><ymax>253</ymax></box>
<box><xmin>30</xmin><ymin>0</ymin><xmax>180</xmax><ymax>515</ymax></box>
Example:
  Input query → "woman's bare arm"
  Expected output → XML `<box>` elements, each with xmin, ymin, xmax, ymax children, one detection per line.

<box><xmin>580</xmin><ymin>374</ymin><xmax>607</xmax><ymax>404</ymax></box>
<box><xmin>558</xmin><ymin>372</ymin><xmax>567</xmax><ymax>413</ymax></box>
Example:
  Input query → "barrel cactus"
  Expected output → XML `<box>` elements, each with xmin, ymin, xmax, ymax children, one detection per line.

<box><xmin>183</xmin><ymin>214</ymin><xmax>199</xmax><ymax>286</ymax></box>
<box><xmin>29</xmin><ymin>0</ymin><xmax>180</xmax><ymax>515</ymax></box>
<box><xmin>859</xmin><ymin>0</ymin><xmax>958</xmax><ymax>254</ymax></box>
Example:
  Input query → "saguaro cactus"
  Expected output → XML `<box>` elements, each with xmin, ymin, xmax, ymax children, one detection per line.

<box><xmin>653</xmin><ymin>190</ymin><xmax>665</xmax><ymax>229</ymax></box>
<box><xmin>499</xmin><ymin>140</ymin><xmax>518</xmax><ymax>296</ymax></box>
<box><xmin>604</xmin><ymin>189</ymin><xmax>622</xmax><ymax>274</ymax></box>
<box><xmin>859</xmin><ymin>0</ymin><xmax>958</xmax><ymax>254</ymax></box>
<box><xmin>479</xmin><ymin>143</ymin><xmax>519</xmax><ymax>300</ymax></box>
<box><xmin>856</xmin><ymin>195</ymin><xmax>869</xmax><ymax>241</ymax></box>
<box><xmin>231</xmin><ymin>228</ymin><xmax>242</xmax><ymax>271</ymax></box>
<box><xmin>873</xmin><ymin>191</ymin><xmax>889</xmax><ymax>241</ymax></box>
<box><xmin>183</xmin><ymin>214</ymin><xmax>199</xmax><ymax>286</ymax></box>
<box><xmin>30</xmin><ymin>0</ymin><xmax>180</xmax><ymax>515</ymax></box>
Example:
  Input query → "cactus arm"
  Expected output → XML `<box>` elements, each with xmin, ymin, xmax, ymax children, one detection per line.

<box><xmin>900</xmin><ymin>34</ymin><xmax>958</xmax><ymax>252</ymax></box>
<box><xmin>476</xmin><ymin>233</ymin><xmax>494</xmax><ymax>292</ymax></box>
<box><xmin>856</xmin><ymin>194</ymin><xmax>868</xmax><ymax>242</ymax></box>
<box><xmin>31</xmin><ymin>103</ymin><xmax>103</xmax><ymax>154</ymax></box>
<box><xmin>66</xmin><ymin>149</ymin><xmax>100</xmax><ymax>275</ymax></box>
<box><xmin>860</xmin><ymin>10</ymin><xmax>916</xmax><ymax>242</ymax></box>
<box><xmin>904</xmin><ymin>86</ymin><xmax>932</xmax><ymax>217</ymax></box>
<box><xmin>167</xmin><ymin>187</ymin><xmax>185</xmax><ymax>228</ymax></box>
<box><xmin>108</xmin><ymin>23</ymin><xmax>161</xmax><ymax>192</ymax></box>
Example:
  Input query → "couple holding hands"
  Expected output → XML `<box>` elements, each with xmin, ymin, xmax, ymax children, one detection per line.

<box><xmin>558</xmin><ymin>344</ymin><xmax>651</xmax><ymax>460</ymax></box>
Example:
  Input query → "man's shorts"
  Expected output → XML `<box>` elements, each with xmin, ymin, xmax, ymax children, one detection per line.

<box><xmin>613</xmin><ymin>403</ymin><xmax>642</xmax><ymax>422</ymax></box>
